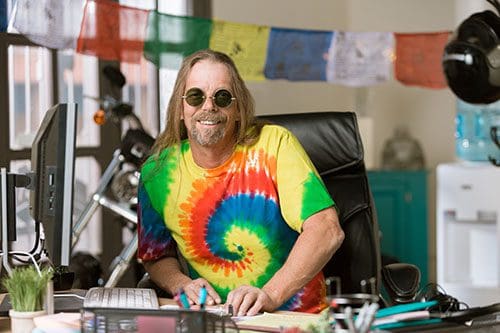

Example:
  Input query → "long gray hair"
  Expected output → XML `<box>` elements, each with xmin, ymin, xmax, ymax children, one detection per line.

<box><xmin>152</xmin><ymin>49</ymin><xmax>263</xmax><ymax>155</ymax></box>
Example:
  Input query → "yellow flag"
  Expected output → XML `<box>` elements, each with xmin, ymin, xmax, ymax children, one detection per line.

<box><xmin>209</xmin><ymin>19</ymin><xmax>270</xmax><ymax>81</ymax></box>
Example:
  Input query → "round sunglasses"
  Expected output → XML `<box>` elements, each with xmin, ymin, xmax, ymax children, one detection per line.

<box><xmin>182</xmin><ymin>88</ymin><xmax>236</xmax><ymax>108</ymax></box>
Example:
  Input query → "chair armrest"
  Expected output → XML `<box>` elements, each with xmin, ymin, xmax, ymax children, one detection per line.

<box><xmin>382</xmin><ymin>263</ymin><xmax>421</xmax><ymax>305</ymax></box>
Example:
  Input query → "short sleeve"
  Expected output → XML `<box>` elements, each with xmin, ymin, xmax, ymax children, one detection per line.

<box><xmin>274</xmin><ymin>127</ymin><xmax>335</xmax><ymax>232</ymax></box>
<box><xmin>137</xmin><ymin>179</ymin><xmax>175</xmax><ymax>262</ymax></box>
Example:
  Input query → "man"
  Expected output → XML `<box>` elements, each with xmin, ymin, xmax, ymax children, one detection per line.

<box><xmin>137</xmin><ymin>49</ymin><xmax>344</xmax><ymax>316</ymax></box>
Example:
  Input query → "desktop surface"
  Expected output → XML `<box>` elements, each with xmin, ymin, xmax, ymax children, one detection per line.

<box><xmin>0</xmin><ymin>289</ymin><xmax>86</xmax><ymax>317</ymax></box>
<box><xmin>0</xmin><ymin>292</ymin><xmax>498</xmax><ymax>333</ymax></box>
<box><xmin>392</xmin><ymin>321</ymin><xmax>500</xmax><ymax>333</ymax></box>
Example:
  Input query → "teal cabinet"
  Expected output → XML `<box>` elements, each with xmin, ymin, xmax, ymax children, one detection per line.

<box><xmin>367</xmin><ymin>170</ymin><xmax>428</xmax><ymax>287</ymax></box>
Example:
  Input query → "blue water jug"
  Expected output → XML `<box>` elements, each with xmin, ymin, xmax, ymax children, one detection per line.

<box><xmin>455</xmin><ymin>99</ymin><xmax>500</xmax><ymax>161</ymax></box>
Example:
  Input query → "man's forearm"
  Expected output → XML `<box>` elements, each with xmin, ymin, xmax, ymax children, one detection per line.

<box><xmin>144</xmin><ymin>257</ymin><xmax>192</xmax><ymax>295</ymax></box>
<box><xmin>262</xmin><ymin>208</ymin><xmax>344</xmax><ymax>308</ymax></box>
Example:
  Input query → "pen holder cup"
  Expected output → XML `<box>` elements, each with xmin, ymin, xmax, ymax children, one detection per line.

<box><xmin>327</xmin><ymin>293</ymin><xmax>379</xmax><ymax>330</ymax></box>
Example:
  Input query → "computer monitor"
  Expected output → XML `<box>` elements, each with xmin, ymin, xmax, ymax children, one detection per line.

<box><xmin>30</xmin><ymin>103</ymin><xmax>77</xmax><ymax>267</ymax></box>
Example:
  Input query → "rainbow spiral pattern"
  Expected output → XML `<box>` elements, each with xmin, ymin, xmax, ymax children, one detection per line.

<box><xmin>138</xmin><ymin>125</ymin><xmax>333</xmax><ymax>312</ymax></box>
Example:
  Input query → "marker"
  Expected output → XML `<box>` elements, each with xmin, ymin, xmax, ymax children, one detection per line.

<box><xmin>178</xmin><ymin>288</ymin><xmax>190</xmax><ymax>309</ymax></box>
<box><xmin>199</xmin><ymin>285</ymin><xmax>207</xmax><ymax>310</ymax></box>
<box><xmin>344</xmin><ymin>306</ymin><xmax>355</xmax><ymax>333</ymax></box>
<box><xmin>355</xmin><ymin>301</ymin><xmax>369</xmax><ymax>331</ymax></box>
<box><xmin>359</xmin><ymin>302</ymin><xmax>379</xmax><ymax>333</ymax></box>
<box><xmin>173</xmin><ymin>293</ymin><xmax>183</xmax><ymax>308</ymax></box>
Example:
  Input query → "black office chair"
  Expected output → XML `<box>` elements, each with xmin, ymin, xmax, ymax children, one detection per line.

<box><xmin>139</xmin><ymin>111</ymin><xmax>421</xmax><ymax>305</ymax></box>
<box><xmin>258</xmin><ymin>112</ymin><xmax>421</xmax><ymax>305</ymax></box>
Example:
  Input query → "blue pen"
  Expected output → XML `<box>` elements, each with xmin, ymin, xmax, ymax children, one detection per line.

<box><xmin>179</xmin><ymin>288</ymin><xmax>191</xmax><ymax>309</ymax></box>
<box><xmin>199</xmin><ymin>285</ymin><xmax>207</xmax><ymax>310</ymax></box>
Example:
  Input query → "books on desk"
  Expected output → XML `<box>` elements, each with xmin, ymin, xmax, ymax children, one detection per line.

<box><xmin>371</xmin><ymin>300</ymin><xmax>442</xmax><ymax>330</ymax></box>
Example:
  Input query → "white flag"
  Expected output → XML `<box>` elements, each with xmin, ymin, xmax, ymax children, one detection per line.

<box><xmin>12</xmin><ymin>0</ymin><xmax>85</xmax><ymax>49</ymax></box>
<box><xmin>326</xmin><ymin>31</ymin><xmax>394</xmax><ymax>87</ymax></box>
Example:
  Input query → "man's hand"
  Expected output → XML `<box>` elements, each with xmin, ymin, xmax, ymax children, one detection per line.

<box><xmin>180</xmin><ymin>278</ymin><xmax>221</xmax><ymax>306</ymax></box>
<box><xmin>225</xmin><ymin>285</ymin><xmax>278</xmax><ymax>316</ymax></box>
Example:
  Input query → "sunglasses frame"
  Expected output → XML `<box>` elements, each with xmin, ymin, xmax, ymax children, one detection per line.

<box><xmin>182</xmin><ymin>88</ymin><xmax>236</xmax><ymax>108</ymax></box>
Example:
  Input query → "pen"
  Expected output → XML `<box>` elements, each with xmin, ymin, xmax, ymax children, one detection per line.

<box><xmin>173</xmin><ymin>293</ymin><xmax>183</xmax><ymax>308</ymax></box>
<box><xmin>178</xmin><ymin>288</ymin><xmax>191</xmax><ymax>309</ymax></box>
<box><xmin>199</xmin><ymin>285</ymin><xmax>207</xmax><ymax>310</ymax></box>
<box><xmin>359</xmin><ymin>302</ymin><xmax>379</xmax><ymax>333</ymax></box>
<box><xmin>344</xmin><ymin>306</ymin><xmax>356</xmax><ymax>333</ymax></box>
<box><xmin>355</xmin><ymin>301</ymin><xmax>369</xmax><ymax>331</ymax></box>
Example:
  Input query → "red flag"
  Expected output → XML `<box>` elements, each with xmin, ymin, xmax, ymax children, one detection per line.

<box><xmin>76</xmin><ymin>0</ymin><xmax>149</xmax><ymax>63</ymax></box>
<box><xmin>395</xmin><ymin>32</ymin><xmax>451</xmax><ymax>89</ymax></box>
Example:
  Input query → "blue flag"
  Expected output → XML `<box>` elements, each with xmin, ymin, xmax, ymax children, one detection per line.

<box><xmin>0</xmin><ymin>0</ymin><xmax>7</xmax><ymax>32</ymax></box>
<box><xmin>264</xmin><ymin>27</ymin><xmax>333</xmax><ymax>81</ymax></box>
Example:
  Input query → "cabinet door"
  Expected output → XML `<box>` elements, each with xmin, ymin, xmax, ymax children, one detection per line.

<box><xmin>367</xmin><ymin>171</ymin><xmax>428</xmax><ymax>286</ymax></box>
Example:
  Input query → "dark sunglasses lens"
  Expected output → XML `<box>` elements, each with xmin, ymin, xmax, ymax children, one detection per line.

<box><xmin>184</xmin><ymin>88</ymin><xmax>205</xmax><ymax>106</ymax></box>
<box><xmin>214</xmin><ymin>90</ymin><xmax>233</xmax><ymax>107</ymax></box>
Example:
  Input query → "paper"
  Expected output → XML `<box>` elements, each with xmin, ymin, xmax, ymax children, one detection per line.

<box><xmin>235</xmin><ymin>312</ymin><xmax>321</xmax><ymax>332</ymax></box>
<box><xmin>33</xmin><ymin>312</ymin><xmax>80</xmax><ymax>329</ymax></box>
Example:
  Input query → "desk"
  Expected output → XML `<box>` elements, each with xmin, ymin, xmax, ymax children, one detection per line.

<box><xmin>233</xmin><ymin>312</ymin><xmax>500</xmax><ymax>333</ymax></box>
<box><xmin>0</xmin><ymin>293</ymin><xmax>498</xmax><ymax>333</ymax></box>
<box><xmin>0</xmin><ymin>294</ymin><xmax>10</xmax><ymax>333</ymax></box>
<box><xmin>392</xmin><ymin>322</ymin><xmax>500</xmax><ymax>333</ymax></box>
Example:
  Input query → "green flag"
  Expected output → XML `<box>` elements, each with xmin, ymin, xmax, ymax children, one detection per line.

<box><xmin>144</xmin><ymin>11</ymin><xmax>212</xmax><ymax>69</ymax></box>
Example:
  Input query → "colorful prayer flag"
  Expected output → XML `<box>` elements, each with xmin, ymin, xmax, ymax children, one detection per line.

<box><xmin>394</xmin><ymin>31</ymin><xmax>451</xmax><ymax>89</ymax></box>
<box><xmin>77</xmin><ymin>0</ymin><xmax>149</xmax><ymax>63</ymax></box>
<box><xmin>12</xmin><ymin>0</ymin><xmax>85</xmax><ymax>49</ymax></box>
<box><xmin>326</xmin><ymin>31</ymin><xmax>394</xmax><ymax>87</ymax></box>
<box><xmin>143</xmin><ymin>12</ymin><xmax>212</xmax><ymax>69</ymax></box>
<box><xmin>1</xmin><ymin>0</ymin><xmax>7</xmax><ymax>32</ymax></box>
<box><xmin>264</xmin><ymin>27</ymin><xmax>333</xmax><ymax>81</ymax></box>
<box><xmin>209</xmin><ymin>20</ymin><xmax>270</xmax><ymax>81</ymax></box>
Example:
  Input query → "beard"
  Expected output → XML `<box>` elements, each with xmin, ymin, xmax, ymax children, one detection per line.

<box><xmin>190</xmin><ymin>111</ymin><xmax>228</xmax><ymax>146</ymax></box>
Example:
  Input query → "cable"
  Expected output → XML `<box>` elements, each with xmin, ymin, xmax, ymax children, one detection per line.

<box><xmin>53</xmin><ymin>294</ymin><xmax>85</xmax><ymax>300</ymax></box>
<box><xmin>12</xmin><ymin>226</ymin><xmax>44</xmax><ymax>265</ymax></box>
<box><xmin>416</xmin><ymin>283</ymin><xmax>468</xmax><ymax>314</ymax></box>
<box><xmin>0</xmin><ymin>250</ymin><xmax>43</xmax><ymax>276</ymax></box>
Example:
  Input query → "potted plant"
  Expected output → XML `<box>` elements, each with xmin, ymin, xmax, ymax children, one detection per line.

<box><xmin>2</xmin><ymin>266</ymin><xmax>53</xmax><ymax>333</ymax></box>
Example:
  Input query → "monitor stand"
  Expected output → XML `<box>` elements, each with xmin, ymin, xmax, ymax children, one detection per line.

<box><xmin>1</xmin><ymin>168</ymin><xmax>76</xmax><ymax>291</ymax></box>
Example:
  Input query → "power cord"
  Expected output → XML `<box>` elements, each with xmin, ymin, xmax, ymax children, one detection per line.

<box><xmin>416</xmin><ymin>283</ymin><xmax>468</xmax><ymax>314</ymax></box>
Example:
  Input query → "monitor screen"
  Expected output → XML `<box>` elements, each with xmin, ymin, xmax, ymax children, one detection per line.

<box><xmin>30</xmin><ymin>103</ymin><xmax>77</xmax><ymax>267</ymax></box>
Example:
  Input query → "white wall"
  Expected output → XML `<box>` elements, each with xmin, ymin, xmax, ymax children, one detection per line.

<box><xmin>213</xmin><ymin>0</ymin><xmax>491</xmax><ymax>282</ymax></box>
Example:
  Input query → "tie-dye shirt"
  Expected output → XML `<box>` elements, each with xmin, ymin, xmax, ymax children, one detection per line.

<box><xmin>138</xmin><ymin>124</ymin><xmax>335</xmax><ymax>312</ymax></box>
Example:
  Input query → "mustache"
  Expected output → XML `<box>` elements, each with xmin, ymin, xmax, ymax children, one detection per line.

<box><xmin>193</xmin><ymin>111</ymin><xmax>227</xmax><ymax>123</ymax></box>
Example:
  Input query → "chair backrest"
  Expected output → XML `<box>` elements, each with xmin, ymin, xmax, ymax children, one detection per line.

<box><xmin>257</xmin><ymin>111</ymin><xmax>381</xmax><ymax>294</ymax></box>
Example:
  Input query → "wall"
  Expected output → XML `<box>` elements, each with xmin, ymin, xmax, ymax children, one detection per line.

<box><xmin>212</xmin><ymin>0</ymin><xmax>492</xmax><ymax>283</ymax></box>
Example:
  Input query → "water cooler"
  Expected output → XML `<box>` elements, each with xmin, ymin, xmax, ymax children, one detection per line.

<box><xmin>436</xmin><ymin>162</ymin><xmax>500</xmax><ymax>307</ymax></box>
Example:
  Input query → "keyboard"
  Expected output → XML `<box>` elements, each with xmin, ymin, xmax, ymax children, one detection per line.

<box><xmin>83</xmin><ymin>287</ymin><xmax>160</xmax><ymax>310</ymax></box>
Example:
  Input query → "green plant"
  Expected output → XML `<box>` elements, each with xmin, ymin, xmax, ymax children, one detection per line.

<box><xmin>2</xmin><ymin>266</ymin><xmax>53</xmax><ymax>312</ymax></box>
